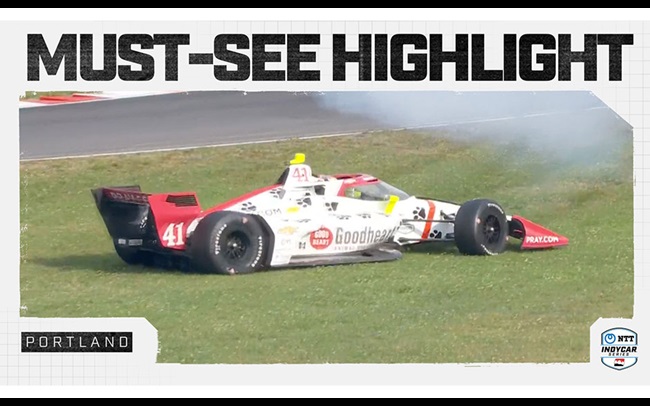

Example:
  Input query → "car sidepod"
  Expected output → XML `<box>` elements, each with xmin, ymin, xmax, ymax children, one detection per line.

<box><xmin>263</xmin><ymin>212</ymin><xmax>403</xmax><ymax>268</ymax></box>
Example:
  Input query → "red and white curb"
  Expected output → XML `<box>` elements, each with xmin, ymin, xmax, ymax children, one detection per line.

<box><xmin>19</xmin><ymin>91</ymin><xmax>182</xmax><ymax>108</ymax></box>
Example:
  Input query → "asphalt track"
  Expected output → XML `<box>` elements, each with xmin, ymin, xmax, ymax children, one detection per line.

<box><xmin>19</xmin><ymin>91</ymin><xmax>384</xmax><ymax>160</ymax></box>
<box><xmin>19</xmin><ymin>90</ymin><xmax>631</xmax><ymax>161</ymax></box>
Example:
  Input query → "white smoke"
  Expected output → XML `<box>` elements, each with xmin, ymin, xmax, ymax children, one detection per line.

<box><xmin>311</xmin><ymin>91</ymin><xmax>632</xmax><ymax>166</ymax></box>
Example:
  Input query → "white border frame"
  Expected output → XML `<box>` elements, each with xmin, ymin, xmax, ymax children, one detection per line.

<box><xmin>2</xmin><ymin>8</ymin><xmax>649</xmax><ymax>397</ymax></box>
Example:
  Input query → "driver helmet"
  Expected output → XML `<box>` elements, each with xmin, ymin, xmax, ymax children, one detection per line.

<box><xmin>345</xmin><ymin>188</ymin><xmax>362</xmax><ymax>198</ymax></box>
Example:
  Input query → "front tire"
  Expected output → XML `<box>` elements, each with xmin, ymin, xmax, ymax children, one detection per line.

<box><xmin>188</xmin><ymin>211</ymin><xmax>271</xmax><ymax>275</ymax></box>
<box><xmin>454</xmin><ymin>199</ymin><xmax>508</xmax><ymax>256</ymax></box>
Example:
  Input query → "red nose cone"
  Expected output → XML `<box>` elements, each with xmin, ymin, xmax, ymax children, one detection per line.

<box><xmin>511</xmin><ymin>215</ymin><xmax>569</xmax><ymax>250</ymax></box>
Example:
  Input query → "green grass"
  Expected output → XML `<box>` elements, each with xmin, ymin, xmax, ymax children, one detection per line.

<box><xmin>19</xmin><ymin>131</ymin><xmax>633</xmax><ymax>364</ymax></box>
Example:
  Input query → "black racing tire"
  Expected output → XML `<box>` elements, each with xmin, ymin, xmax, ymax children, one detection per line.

<box><xmin>453</xmin><ymin>199</ymin><xmax>509</xmax><ymax>256</ymax></box>
<box><xmin>188</xmin><ymin>211</ymin><xmax>271</xmax><ymax>275</ymax></box>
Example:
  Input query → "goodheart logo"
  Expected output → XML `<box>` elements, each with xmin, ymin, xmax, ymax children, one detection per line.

<box><xmin>525</xmin><ymin>235</ymin><xmax>559</xmax><ymax>244</ymax></box>
<box><xmin>310</xmin><ymin>227</ymin><xmax>333</xmax><ymax>249</ymax></box>
<box><xmin>334</xmin><ymin>226</ymin><xmax>397</xmax><ymax>245</ymax></box>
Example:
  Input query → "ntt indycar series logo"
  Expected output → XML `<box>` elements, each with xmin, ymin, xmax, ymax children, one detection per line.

<box><xmin>601</xmin><ymin>327</ymin><xmax>638</xmax><ymax>370</ymax></box>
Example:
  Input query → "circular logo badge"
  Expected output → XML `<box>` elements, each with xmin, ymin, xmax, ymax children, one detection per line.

<box><xmin>310</xmin><ymin>227</ymin><xmax>333</xmax><ymax>250</ymax></box>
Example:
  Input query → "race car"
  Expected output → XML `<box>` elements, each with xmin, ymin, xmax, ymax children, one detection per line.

<box><xmin>91</xmin><ymin>153</ymin><xmax>568</xmax><ymax>275</ymax></box>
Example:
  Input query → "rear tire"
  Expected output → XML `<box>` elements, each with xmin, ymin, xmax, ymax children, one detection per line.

<box><xmin>188</xmin><ymin>211</ymin><xmax>271</xmax><ymax>275</ymax></box>
<box><xmin>454</xmin><ymin>199</ymin><xmax>508</xmax><ymax>256</ymax></box>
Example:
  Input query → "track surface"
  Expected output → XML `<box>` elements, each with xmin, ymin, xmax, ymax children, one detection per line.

<box><xmin>19</xmin><ymin>90</ymin><xmax>629</xmax><ymax>161</ymax></box>
<box><xmin>19</xmin><ymin>91</ymin><xmax>383</xmax><ymax>160</ymax></box>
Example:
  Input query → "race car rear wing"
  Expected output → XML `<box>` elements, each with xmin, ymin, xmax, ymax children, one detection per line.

<box><xmin>91</xmin><ymin>186</ymin><xmax>202</xmax><ymax>250</ymax></box>
<box><xmin>91</xmin><ymin>186</ymin><xmax>152</xmax><ymax>241</ymax></box>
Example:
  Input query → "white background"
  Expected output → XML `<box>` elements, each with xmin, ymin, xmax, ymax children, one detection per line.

<box><xmin>2</xmin><ymin>8</ymin><xmax>649</xmax><ymax>398</ymax></box>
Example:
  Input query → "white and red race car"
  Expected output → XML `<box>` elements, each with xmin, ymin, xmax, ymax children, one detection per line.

<box><xmin>92</xmin><ymin>153</ymin><xmax>569</xmax><ymax>275</ymax></box>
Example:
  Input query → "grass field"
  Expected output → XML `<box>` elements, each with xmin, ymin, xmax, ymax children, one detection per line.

<box><xmin>19</xmin><ymin>130</ymin><xmax>633</xmax><ymax>364</ymax></box>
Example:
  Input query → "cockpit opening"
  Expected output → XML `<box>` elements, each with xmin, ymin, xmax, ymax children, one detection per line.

<box><xmin>342</xmin><ymin>181</ymin><xmax>411</xmax><ymax>201</ymax></box>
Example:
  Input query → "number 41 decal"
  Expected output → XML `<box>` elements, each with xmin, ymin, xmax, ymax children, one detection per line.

<box><xmin>292</xmin><ymin>167</ymin><xmax>308</xmax><ymax>182</ymax></box>
<box><xmin>162</xmin><ymin>222</ymin><xmax>184</xmax><ymax>247</ymax></box>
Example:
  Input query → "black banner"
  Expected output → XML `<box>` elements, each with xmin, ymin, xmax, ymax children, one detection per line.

<box><xmin>21</xmin><ymin>332</ymin><xmax>133</xmax><ymax>353</ymax></box>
